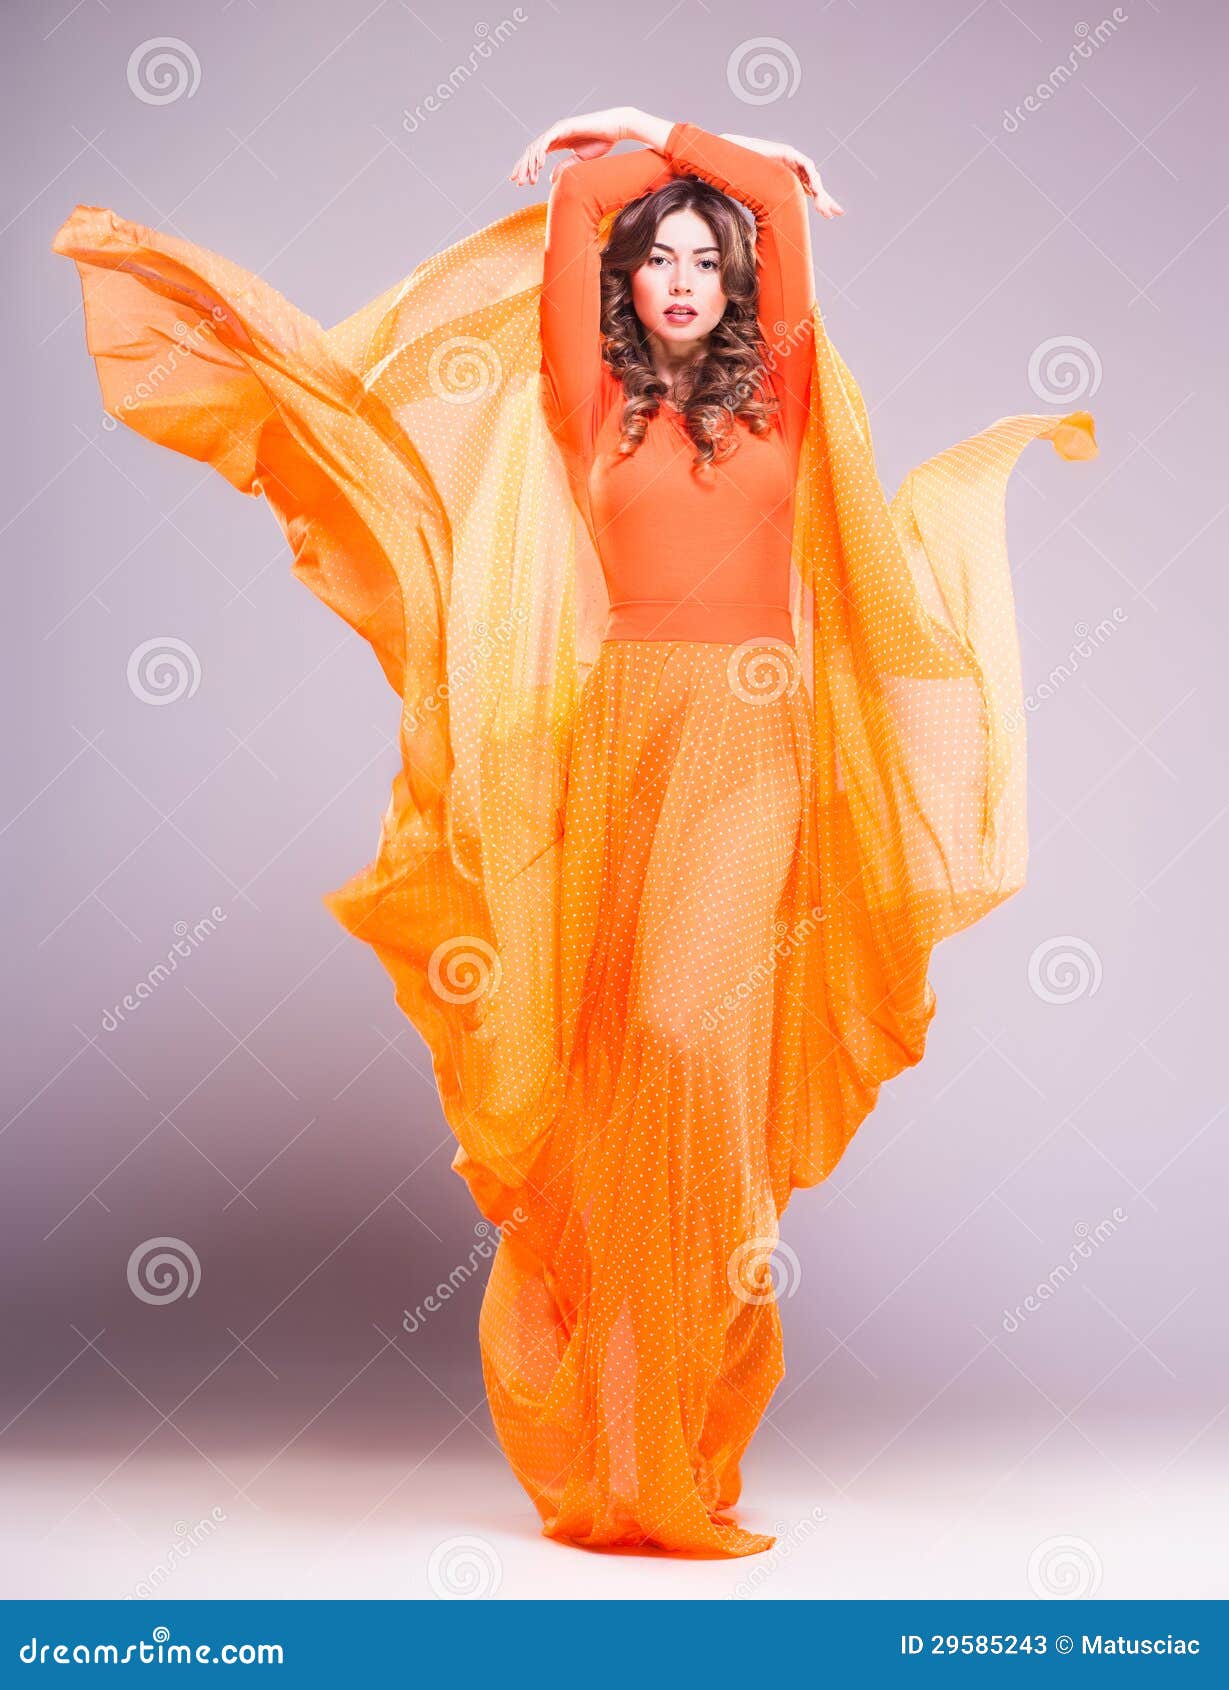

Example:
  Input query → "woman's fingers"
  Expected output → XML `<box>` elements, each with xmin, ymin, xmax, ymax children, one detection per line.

<box><xmin>529</xmin><ymin>133</ymin><xmax>547</xmax><ymax>184</ymax></box>
<box><xmin>510</xmin><ymin>107</ymin><xmax>634</xmax><ymax>185</ymax></box>
<box><xmin>508</xmin><ymin>119</ymin><xmax>618</xmax><ymax>185</ymax></box>
<box><xmin>804</xmin><ymin>170</ymin><xmax>844</xmax><ymax>218</ymax></box>
<box><xmin>511</xmin><ymin>138</ymin><xmax>544</xmax><ymax>185</ymax></box>
<box><xmin>790</xmin><ymin>151</ymin><xmax>844</xmax><ymax>218</ymax></box>
<box><xmin>508</xmin><ymin>123</ymin><xmax>557</xmax><ymax>185</ymax></box>
<box><xmin>508</xmin><ymin>140</ymin><xmax>532</xmax><ymax>185</ymax></box>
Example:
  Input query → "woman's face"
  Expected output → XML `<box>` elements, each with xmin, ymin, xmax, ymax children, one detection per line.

<box><xmin>630</xmin><ymin>206</ymin><xmax>727</xmax><ymax>347</ymax></box>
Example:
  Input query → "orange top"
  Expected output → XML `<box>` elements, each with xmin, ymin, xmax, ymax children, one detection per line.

<box><xmin>540</xmin><ymin>121</ymin><xmax>816</xmax><ymax>645</ymax></box>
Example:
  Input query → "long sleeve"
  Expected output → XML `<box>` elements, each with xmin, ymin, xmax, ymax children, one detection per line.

<box><xmin>540</xmin><ymin>145</ymin><xmax>675</xmax><ymax>469</ymax></box>
<box><xmin>663</xmin><ymin>121</ymin><xmax>815</xmax><ymax>463</ymax></box>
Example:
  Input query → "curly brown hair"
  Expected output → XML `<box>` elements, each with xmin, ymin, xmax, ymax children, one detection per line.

<box><xmin>598</xmin><ymin>175</ymin><xmax>781</xmax><ymax>472</ymax></box>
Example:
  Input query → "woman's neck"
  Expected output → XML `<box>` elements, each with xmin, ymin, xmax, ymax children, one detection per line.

<box><xmin>645</xmin><ymin>331</ymin><xmax>708</xmax><ymax>401</ymax></box>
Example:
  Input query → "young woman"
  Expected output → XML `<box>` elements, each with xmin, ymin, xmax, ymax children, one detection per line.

<box><xmin>52</xmin><ymin>103</ymin><xmax>1096</xmax><ymax>1562</ymax></box>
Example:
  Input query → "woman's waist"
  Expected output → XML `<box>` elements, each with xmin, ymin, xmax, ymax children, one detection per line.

<box><xmin>602</xmin><ymin>596</ymin><xmax>795</xmax><ymax>647</ymax></box>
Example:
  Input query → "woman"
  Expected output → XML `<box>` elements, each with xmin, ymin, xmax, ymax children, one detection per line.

<box><xmin>51</xmin><ymin>104</ymin><xmax>1096</xmax><ymax>1562</ymax></box>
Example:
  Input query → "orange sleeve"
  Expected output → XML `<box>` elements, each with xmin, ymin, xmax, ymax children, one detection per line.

<box><xmin>663</xmin><ymin>121</ymin><xmax>815</xmax><ymax>463</ymax></box>
<box><xmin>541</xmin><ymin>145</ymin><xmax>675</xmax><ymax>469</ymax></box>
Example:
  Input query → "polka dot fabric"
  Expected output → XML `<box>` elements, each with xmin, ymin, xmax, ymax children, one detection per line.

<box><xmin>52</xmin><ymin>200</ymin><xmax>1097</xmax><ymax>1559</ymax></box>
<box><xmin>472</xmin><ymin>638</ymin><xmax>811</xmax><ymax>1554</ymax></box>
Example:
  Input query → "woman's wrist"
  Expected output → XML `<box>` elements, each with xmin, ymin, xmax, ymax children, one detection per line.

<box><xmin>622</xmin><ymin>108</ymin><xmax>674</xmax><ymax>152</ymax></box>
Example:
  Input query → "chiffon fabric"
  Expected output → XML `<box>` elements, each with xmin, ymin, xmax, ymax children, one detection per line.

<box><xmin>52</xmin><ymin>184</ymin><xmax>1096</xmax><ymax>1558</ymax></box>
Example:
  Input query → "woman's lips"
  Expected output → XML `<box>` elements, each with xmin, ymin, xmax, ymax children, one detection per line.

<box><xmin>664</xmin><ymin>306</ymin><xmax>696</xmax><ymax>321</ymax></box>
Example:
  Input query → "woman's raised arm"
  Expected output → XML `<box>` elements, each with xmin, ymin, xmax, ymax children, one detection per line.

<box><xmin>540</xmin><ymin>146</ymin><xmax>674</xmax><ymax>468</ymax></box>
<box><xmin>661</xmin><ymin>121</ymin><xmax>817</xmax><ymax>462</ymax></box>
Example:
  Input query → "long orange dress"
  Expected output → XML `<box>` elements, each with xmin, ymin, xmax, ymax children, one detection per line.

<box><xmin>51</xmin><ymin>128</ymin><xmax>1096</xmax><ymax>1559</ymax></box>
<box><xmin>495</xmin><ymin>125</ymin><xmax>818</xmax><ymax>1555</ymax></box>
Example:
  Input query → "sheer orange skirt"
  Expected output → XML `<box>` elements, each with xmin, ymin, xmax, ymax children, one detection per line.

<box><xmin>460</xmin><ymin>636</ymin><xmax>815</xmax><ymax>1556</ymax></box>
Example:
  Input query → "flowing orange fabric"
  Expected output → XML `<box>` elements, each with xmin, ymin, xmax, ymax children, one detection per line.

<box><xmin>52</xmin><ymin>159</ymin><xmax>1096</xmax><ymax>1558</ymax></box>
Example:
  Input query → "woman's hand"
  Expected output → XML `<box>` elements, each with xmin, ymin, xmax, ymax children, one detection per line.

<box><xmin>721</xmin><ymin>133</ymin><xmax>845</xmax><ymax>218</ymax></box>
<box><xmin>508</xmin><ymin>107</ymin><xmax>649</xmax><ymax>187</ymax></box>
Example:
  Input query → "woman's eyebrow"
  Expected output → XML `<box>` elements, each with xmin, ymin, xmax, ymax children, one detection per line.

<box><xmin>651</xmin><ymin>239</ymin><xmax>720</xmax><ymax>254</ymax></box>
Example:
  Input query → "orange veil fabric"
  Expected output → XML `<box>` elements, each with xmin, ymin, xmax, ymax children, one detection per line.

<box><xmin>52</xmin><ymin>197</ymin><xmax>1096</xmax><ymax>1549</ymax></box>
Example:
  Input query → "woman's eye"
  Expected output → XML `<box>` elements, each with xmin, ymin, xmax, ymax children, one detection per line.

<box><xmin>646</xmin><ymin>255</ymin><xmax>718</xmax><ymax>273</ymax></box>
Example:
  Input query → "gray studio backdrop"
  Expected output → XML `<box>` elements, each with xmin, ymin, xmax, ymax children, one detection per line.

<box><xmin>5</xmin><ymin>0</ymin><xmax>1225</xmax><ymax>1588</ymax></box>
